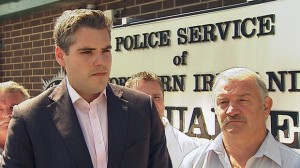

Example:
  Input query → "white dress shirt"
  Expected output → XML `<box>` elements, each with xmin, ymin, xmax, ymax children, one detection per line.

<box><xmin>0</xmin><ymin>148</ymin><xmax>3</xmax><ymax>168</ymax></box>
<box><xmin>180</xmin><ymin>131</ymin><xmax>300</xmax><ymax>168</ymax></box>
<box><xmin>66</xmin><ymin>78</ymin><xmax>108</xmax><ymax>168</ymax></box>
<box><xmin>162</xmin><ymin>117</ymin><xmax>200</xmax><ymax>168</ymax></box>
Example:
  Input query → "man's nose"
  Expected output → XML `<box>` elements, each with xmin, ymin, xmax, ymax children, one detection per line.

<box><xmin>226</xmin><ymin>102</ymin><xmax>240</xmax><ymax>116</ymax></box>
<box><xmin>94</xmin><ymin>53</ymin><xmax>105</xmax><ymax>66</ymax></box>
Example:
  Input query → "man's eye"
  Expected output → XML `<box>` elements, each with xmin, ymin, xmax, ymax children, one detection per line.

<box><xmin>81</xmin><ymin>50</ymin><xmax>92</xmax><ymax>54</ymax></box>
<box><xmin>102</xmin><ymin>49</ymin><xmax>111</xmax><ymax>53</ymax></box>
<box><xmin>239</xmin><ymin>99</ymin><xmax>250</xmax><ymax>105</ymax></box>
<box><xmin>217</xmin><ymin>100</ymin><xmax>228</xmax><ymax>108</ymax></box>
<box><xmin>219</xmin><ymin>101</ymin><xmax>228</xmax><ymax>104</ymax></box>
<box><xmin>153</xmin><ymin>96</ymin><xmax>161</xmax><ymax>100</ymax></box>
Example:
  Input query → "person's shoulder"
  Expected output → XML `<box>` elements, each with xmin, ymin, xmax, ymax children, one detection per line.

<box><xmin>108</xmin><ymin>83</ymin><xmax>150</xmax><ymax>100</ymax></box>
<box><xmin>274</xmin><ymin>141</ymin><xmax>300</xmax><ymax>166</ymax></box>
<box><xmin>164</xmin><ymin>118</ymin><xmax>210</xmax><ymax>146</ymax></box>
<box><xmin>14</xmin><ymin>86</ymin><xmax>57</xmax><ymax>118</ymax></box>
<box><xmin>108</xmin><ymin>83</ymin><xmax>145</xmax><ymax>94</ymax></box>
<box><xmin>275</xmin><ymin>139</ymin><xmax>300</xmax><ymax>155</ymax></box>
<box><xmin>170</xmin><ymin>125</ymin><xmax>199</xmax><ymax>146</ymax></box>
<box><xmin>19</xmin><ymin>86</ymin><xmax>55</xmax><ymax>107</ymax></box>
<box><xmin>191</xmin><ymin>137</ymin><xmax>211</xmax><ymax>146</ymax></box>
<box><xmin>179</xmin><ymin>141</ymin><xmax>212</xmax><ymax>168</ymax></box>
<box><xmin>278</xmin><ymin>142</ymin><xmax>300</xmax><ymax>158</ymax></box>
<box><xmin>292</xmin><ymin>148</ymin><xmax>300</xmax><ymax>154</ymax></box>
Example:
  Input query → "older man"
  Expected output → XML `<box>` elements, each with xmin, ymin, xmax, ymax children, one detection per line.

<box><xmin>180</xmin><ymin>67</ymin><xmax>300</xmax><ymax>168</ymax></box>
<box><xmin>0</xmin><ymin>81</ymin><xmax>30</xmax><ymax>166</ymax></box>
<box><xmin>0</xmin><ymin>81</ymin><xmax>30</xmax><ymax>150</ymax></box>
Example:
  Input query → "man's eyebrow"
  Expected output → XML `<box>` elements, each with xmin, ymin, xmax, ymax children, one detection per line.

<box><xmin>215</xmin><ymin>93</ymin><xmax>252</xmax><ymax>101</ymax></box>
<box><xmin>77</xmin><ymin>47</ymin><xmax>96</xmax><ymax>51</ymax></box>
<box><xmin>216</xmin><ymin>94</ymin><xmax>226</xmax><ymax>98</ymax></box>
<box><xmin>102</xmin><ymin>45</ymin><xmax>112</xmax><ymax>50</ymax></box>
<box><xmin>238</xmin><ymin>93</ymin><xmax>252</xmax><ymax>97</ymax></box>
<box><xmin>77</xmin><ymin>45</ymin><xmax>112</xmax><ymax>51</ymax></box>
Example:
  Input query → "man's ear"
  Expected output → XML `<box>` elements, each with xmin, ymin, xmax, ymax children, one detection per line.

<box><xmin>263</xmin><ymin>96</ymin><xmax>273</xmax><ymax>118</ymax></box>
<box><xmin>55</xmin><ymin>47</ymin><xmax>66</xmax><ymax>66</ymax></box>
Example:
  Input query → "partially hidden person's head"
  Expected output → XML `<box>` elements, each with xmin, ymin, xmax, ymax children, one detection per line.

<box><xmin>0</xmin><ymin>81</ymin><xmax>30</xmax><ymax>148</ymax></box>
<box><xmin>54</xmin><ymin>9</ymin><xmax>113</xmax><ymax>103</ymax></box>
<box><xmin>125</xmin><ymin>71</ymin><xmax>165</xmax><ymax>118</ymax></box>
<box><xmin>211</xmin><ymin>67</ymin><xmax>272</xmax><ymax>138</ymax></box>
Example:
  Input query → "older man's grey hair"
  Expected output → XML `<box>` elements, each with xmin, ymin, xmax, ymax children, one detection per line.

<box><xmin>212</xmin><ymin>67</ymin><xmax>269</xmax><ymax>103</ymax></box>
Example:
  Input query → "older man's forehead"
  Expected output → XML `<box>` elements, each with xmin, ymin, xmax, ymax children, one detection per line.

<box><xmin>1</xmin><ymin>91</ymin><xmax>24</xmax><ymax>104</ymax></box>
<box><xmin>214</xmin><ymin>78</ymin><xmax>258</xmax><ymax>97</ymax></box>
<box><xmin>0</xmin><ymin>92</ymin><xmax>5</xmax><ymax>102</ymax></box>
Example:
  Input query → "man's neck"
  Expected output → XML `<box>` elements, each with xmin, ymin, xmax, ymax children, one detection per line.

<box><xmin>222</xmin><ymin>130</ymin><xmax>268</xmax><ymax>168</ymax></box>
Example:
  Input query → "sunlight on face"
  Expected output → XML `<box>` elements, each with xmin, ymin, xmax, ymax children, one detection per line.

<box><xmin>0</xmin><ymin>91</ymin><xmax>26</xmax><ymax>147</ymax></box>
<box><xmin>56</xmin><ymin>27</ymin><xmax>112</xmax><ymax>102</ymax></box>
<box><xmin>134</xmin><ymin>80</ymin><xmax>165</xmax><ymax>118</ymax></box>
<box><xmin>214</xmin><ymin>78</ymin><xmax>270</xmax><ymax>137</ymax></box>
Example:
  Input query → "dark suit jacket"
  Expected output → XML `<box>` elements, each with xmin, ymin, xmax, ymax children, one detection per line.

<box><xmin>3</xmin><ymin>80</ymin><xmax>172</xmax><ymax>168</ymax></box>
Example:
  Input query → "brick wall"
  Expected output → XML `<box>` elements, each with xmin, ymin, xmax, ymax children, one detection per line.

<box><xmin>0</xmin><ymin>0</ymin><xmax>246</xmax><ymax>97</ymax></box>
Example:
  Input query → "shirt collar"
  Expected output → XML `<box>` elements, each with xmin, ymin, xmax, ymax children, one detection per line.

<box><xmin>161</xmin><ymin>116</ymin><xmax>169</xmax><ymax>127</ymax></box>
<box><xmin>207</xmin><ymin>131</ymin><xmax>282</xmax><ymax>166</ymax></box>
<box><xmin>254</xmin><ymin>131</ymin><xmax>282</xmax><ymax>166</ymax></box>
<box><xmin>207</xmin><ymin>133</ymin><xmax>225</xmax><ymax>155</ymax></box>
<box><xmin>65</xmin><ymin>77</ymin><xmax>107</xmax><ymax>104</ymax></box>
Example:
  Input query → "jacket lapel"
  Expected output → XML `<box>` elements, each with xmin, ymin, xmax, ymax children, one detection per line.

<box><xmin>106</xmin><ymin>84</ymin><xmax>129</xmax><ymax>168</ymax></box>
<box><xmin>48</xmin><ymin>79</ymin><xmax>93</xmax><ymax>168</ymax></box>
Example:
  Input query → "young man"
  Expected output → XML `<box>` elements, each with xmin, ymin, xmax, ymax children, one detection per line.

<box><xmin>180</xmin><ymin>67</ymin><xmax>300</xmax><ymax>168</ymax></box>
<box><xmin>3</xmin><ymin>10</ymin><xmax>171</xmax><ymax>168</ymax></box>
<box><xmin>125</xmin><ymin>71</ymin><xmax>208</xmax><ymax>168</ymax></box>
<box><xmin>0</xmin><ymin>81</ymin><xmax>30</xmax><ymax>166</ymax></box>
